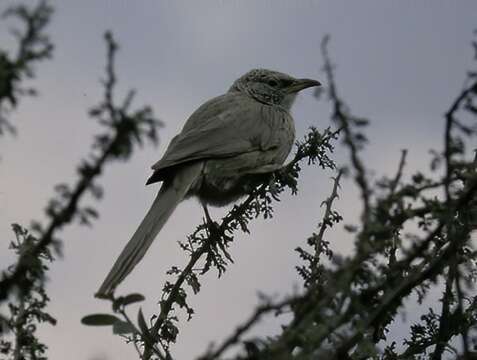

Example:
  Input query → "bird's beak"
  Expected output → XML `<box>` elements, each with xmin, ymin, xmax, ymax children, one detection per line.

<box><xmin>285</xmin><ymin>78</ymin><xmax>321</xmax><ymax>94</ymax></box>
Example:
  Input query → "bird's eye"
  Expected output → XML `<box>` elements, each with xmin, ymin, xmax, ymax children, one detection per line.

<box><xmin>267</xmin><ymin>79</ymin><xmax>279</xmax><ymax>87</ymax></box>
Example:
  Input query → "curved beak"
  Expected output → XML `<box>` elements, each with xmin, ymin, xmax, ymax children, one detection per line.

<box><xmin>285</xmin><ymin>78</ymin><xmax>321</xmax><ymax>94</ymax></box>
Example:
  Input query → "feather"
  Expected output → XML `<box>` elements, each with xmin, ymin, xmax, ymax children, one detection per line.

<box><xmin>95</xmin><ymin>163</ymin><xmax>202</xmax><ymax>298</ymax></box>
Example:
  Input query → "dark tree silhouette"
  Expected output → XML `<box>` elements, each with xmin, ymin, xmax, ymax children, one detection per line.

<box><xmin>0</xmin><ymin>3</ymin><xmax>162</xmax><ymax>358</ymax></box>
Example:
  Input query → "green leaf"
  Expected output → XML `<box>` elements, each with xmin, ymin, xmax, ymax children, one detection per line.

<box><xmin>137</xmin><ymin>308</ymin><xmax>149</xmax><ymax>335</ymax></box>
<box><xmin>137</xmin><ymin>308</ymin><xmax>156</xmax><ymax>344</ymax></box>
<box><xmin>81</xmin><ymin>314</ymin><xmax>121</xmax><ymax>326</ymax></box>
<box><xmin>122</xmin><ymin>293</ymin><xmax>145</xmax><ymax>306</ymax></box>
<box><xmin>113</xmin><ymin>320</ymin><xmax>136</xmax><ymax>335</ymax></box>
<box><xmin>113</xmin><ymin>293</ymin><xmax>146</xmax><ymax>311</ymax></box>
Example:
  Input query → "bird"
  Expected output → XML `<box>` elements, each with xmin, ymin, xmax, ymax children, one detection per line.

<box><xmin>95</xmin><ymin>69</ymin><xmax>321</xmax><ymax>298</ymax></box>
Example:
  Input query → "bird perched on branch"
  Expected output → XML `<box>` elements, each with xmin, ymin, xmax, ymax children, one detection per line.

<box><xmin>96</xmin><ymin>69</ymin><xmax>321</xmax><ymax>298</ymax></box>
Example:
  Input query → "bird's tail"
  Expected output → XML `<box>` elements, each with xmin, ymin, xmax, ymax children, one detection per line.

<box><xmin>95</xmin><ymin>164</ymin><xmax>201</xmax><ymax>299</ymax></box>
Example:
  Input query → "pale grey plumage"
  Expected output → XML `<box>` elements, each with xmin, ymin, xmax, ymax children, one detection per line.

<box><xmin>96</xmin><ymin>69</ymin><xmax>320</xmax><ymax>298</ymax></box>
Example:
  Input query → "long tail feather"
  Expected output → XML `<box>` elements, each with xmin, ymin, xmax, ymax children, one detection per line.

<box><xmin>96</xmin><ymin>164</ymin><xmax>201</xmax><ymax>298</ymax></box>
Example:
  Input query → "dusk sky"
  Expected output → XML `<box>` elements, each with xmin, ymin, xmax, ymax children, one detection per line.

<box><xmin>1</xmin><ymin>1</ymin><xmax>476</xmax><ymax>359</ymax></box>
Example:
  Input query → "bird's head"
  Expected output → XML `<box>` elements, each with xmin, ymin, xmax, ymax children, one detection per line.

<box><xmin>229</xmin><ymin>69</ymin><xmax>321</xmax><ymax>110</ymax></box>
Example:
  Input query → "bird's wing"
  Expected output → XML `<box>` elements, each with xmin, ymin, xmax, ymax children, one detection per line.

<box><xmin>151</xmin><ymin>92</ymin><xmax>286</xmax><ymax>173</ymax></box>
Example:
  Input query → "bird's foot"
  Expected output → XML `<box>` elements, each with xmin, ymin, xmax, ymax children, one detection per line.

<box><xmin>202</xmin><ymin>204</ymin><xmax>221</xmax><ymax>236</ymax></box>
<box><xmin>267</xmin><ymin>173</ymin><xmax>281</xmax><ymax>201</ymax></box>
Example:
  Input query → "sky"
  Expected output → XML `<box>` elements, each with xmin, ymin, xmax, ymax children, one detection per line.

<box><xmin>1</xmin><ymin>1</ymin><xmax>477</xmax><ymax>359</ymax></box>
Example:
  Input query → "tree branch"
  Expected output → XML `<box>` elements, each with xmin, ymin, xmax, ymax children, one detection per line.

<box><xmin>0</xmin><ymin>31</ymin><xmax>162</xmax><ymax>302</ymax></box>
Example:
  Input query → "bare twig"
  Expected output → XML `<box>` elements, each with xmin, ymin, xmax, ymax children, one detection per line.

<box><xmin>431</xmin><ymin>260</ymin><xmax>457</xmax><ymax>360</ymax></box>
<box><xmin>0</xmin><ymin>31</ymin><xmax>161</xmax><ymax>302</ymax></box>
<box><xmin>140</xmin><ymin>128</ymin><xmax>339</xmax><ymax>358</ymax></box>
<box><xmin>390</xmin><ymin>149</ymin><xmax>408</xmax><ymax>195</ymax></box>
<box><xmin>0</xmin><ymin>0</ymin><xmax>53</xmax><ymax>135</ymax></box>
<box><xmin>444</xmin><ymin>82</ymin><xmax>477</xmax><ymax>202</ymax></box>
<box><xmin>314</xmin><ymin>170</ymin><xmax>343</xmax><ymax>258</ymax></box>
<box><xmin>199</xmin><ymin>296</ymin><xmax>298</xmax><ymax>360</ymax></box>
<box><xmin>321</xmin><ymin>35</ymin><xmax>371</xmax><ymax>224</ymax></box>
<box><xmin>455</xmin><ymin>267</ymin><xmax>470</xmax><ymax>358</ymax></box>
<box><xmin>143</xmin><ymin>190</ymin><xmax>264</xmax><ymax>359</ymax></box>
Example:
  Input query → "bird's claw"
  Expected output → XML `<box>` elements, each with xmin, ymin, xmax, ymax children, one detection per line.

<box><xmin>267</xmin><ymin>173</ymin><xmax>281</xmax><ymax>200</ymax></box>
<box><xmin>202</xmin><ymin>204</ymin><xmax>221</xmax><ymax>236</ymax></box>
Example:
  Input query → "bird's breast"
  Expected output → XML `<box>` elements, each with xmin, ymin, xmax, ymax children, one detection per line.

<box><xmin>186</xmin><ymin>104</ymin><xmax>295</xmax><ymax>207</ymax></box>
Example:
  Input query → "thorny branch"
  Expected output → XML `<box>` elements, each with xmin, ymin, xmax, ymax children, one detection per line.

<box><xmin>431</xmin><ymin>259</ymin><xmax>457</xmax><ymax>360</ymax></box>
<box><xmin>328</xmin><ymin>179</ymin><xmax>477</xmax><ymax>358</ymax></box>
<box><xmin>71</xmin><ymin>29</ymin><xmax>477</xmax><ymax>360</ymax></box>
<box><xmin>313</xmin><ymin>170</ymin><xmax>343</xmax><ymax>259</ymax></box>
<box><xmin>444</xmin><ymin>81</ymin><xmax>477</xmax><ymax>202</ymax></box>
<box><xmin>0</xmin><ymin>0</ymin><xmax>53</xmax><ymax>136</ymax></box>
<box><xmin>321</xmin><ymin>34</ymin><xmax>371</xmax><ymax>225</ymax></box>
<box><xmin>199</xmin><ymin>296</ymin><xmax>300</xmax><ymax>360</ymax></box>
<box><xmin>200</xmin><ymin>33</ymin><xmax>477</xmax><ymax>360</ymax></box>
<box><xmin>138</xmin><ymin>127</ymin><xmax>340</xmax><ymax>359</ymax></box>
<box><xmin>0</xmin><ymin>31</ymin><xmax>162</xmax><ymax>302</ymax></box>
